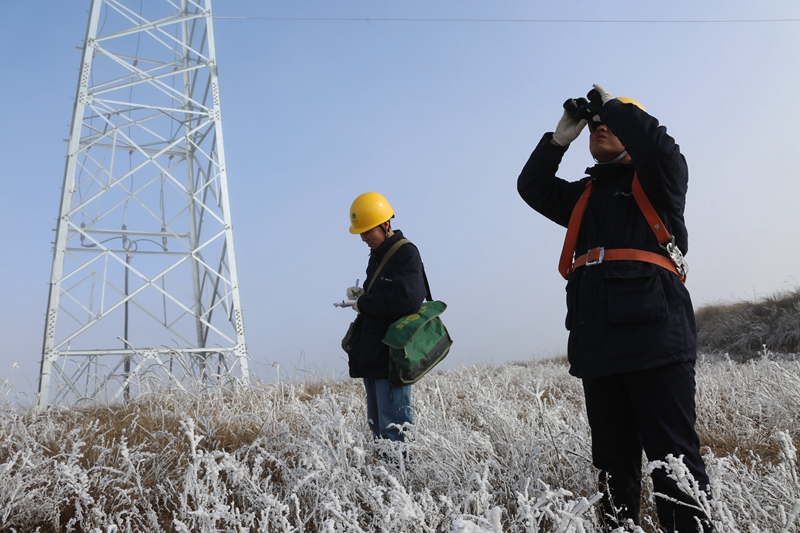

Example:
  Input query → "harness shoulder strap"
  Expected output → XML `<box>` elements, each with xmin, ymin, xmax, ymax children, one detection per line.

<box><xmin>558</xmin><ymin>179</ymin><xmax>595</xmax><ymax>279</ymax></box>
<box><xmin>631</xmin><ymin>174</ymin><xmax>672</xmax><ymax>246</ymax></box>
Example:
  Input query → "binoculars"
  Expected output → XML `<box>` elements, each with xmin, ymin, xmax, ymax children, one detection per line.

<box><xmin>563</xmin><ymin>88</ymin><xmax>602</xmax><ymax>123</ymax></box>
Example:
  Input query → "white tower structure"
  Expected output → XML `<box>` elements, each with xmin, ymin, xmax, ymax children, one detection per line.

<box><xmin>38</xmin><ymin>0</ymin><xmax>248</xmax><ymax>409</ymax></box>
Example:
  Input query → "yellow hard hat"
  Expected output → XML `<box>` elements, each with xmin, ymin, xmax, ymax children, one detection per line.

<box><xmin>617</xmin><ymin>96</ymin><xmax>646</xmax><ymax>112</ymax></box>
<box><xmin>348</xmin><ymin>192</ymin><xmax>394</xmax><ymax>234</ymax></box>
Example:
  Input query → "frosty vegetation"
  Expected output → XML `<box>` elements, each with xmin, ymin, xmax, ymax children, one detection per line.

<box><xmin>0</xmin><ymin>351</ymin><xmax>798</xmax><ymax>532</ymax></box>
<box><xmin>2</xmin><ymin>290</ymin><xmax>800</xmax><ymax>532</ymax></box>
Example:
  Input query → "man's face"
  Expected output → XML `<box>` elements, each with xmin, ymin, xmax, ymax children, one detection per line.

<box><xmin>360</xmin><ymin>224</ymin><xmax>388</xmax><ymax>249</ymax></box>
<box><xmin>589</xmin><ymin>123</ymin><xmax>627</xmax><ymax>162</ymax></box>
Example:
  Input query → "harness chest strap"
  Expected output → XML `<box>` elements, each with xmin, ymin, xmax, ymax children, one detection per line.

<box><xmin>557</xmin><ymin>173</ymin><xmax>687</xmax><ymax>283</ymax></box>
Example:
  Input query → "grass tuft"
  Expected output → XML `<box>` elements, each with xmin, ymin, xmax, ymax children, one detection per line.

<box><xmin>696</xmin><ymin>287</ymin><xmax>800</xmax><ymax>360</ymax></box>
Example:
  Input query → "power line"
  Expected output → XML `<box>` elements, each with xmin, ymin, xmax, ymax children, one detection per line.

<box><xmin>347</xmin><ymin>0</ymin><xmax>521</xmax><ymax>155</ymax></box>
<box><xmin>213</xmin><ymin>16</ymin><xmax>800</xmax><ymax>23</ymax></box>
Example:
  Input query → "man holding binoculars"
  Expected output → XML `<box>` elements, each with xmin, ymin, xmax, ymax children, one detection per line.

<box><xmin>517</xmin><ymin>84</ymin><xmax>711</xmax><ymax>532</ymax></box>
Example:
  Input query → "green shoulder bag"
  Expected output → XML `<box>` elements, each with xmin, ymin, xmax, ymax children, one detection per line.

<box><xmin>382</xmin><ymin>290</ymin><xmax>452</xmax><ymax>386</ymax></box>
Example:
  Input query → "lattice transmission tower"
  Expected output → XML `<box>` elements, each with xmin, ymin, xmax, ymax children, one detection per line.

<box><xmin>38</xmin><ymin>0</ymin><xmax>248</xmax><ymax>409</ymax></box>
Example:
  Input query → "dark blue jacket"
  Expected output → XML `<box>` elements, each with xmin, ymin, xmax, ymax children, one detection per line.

<box><xmin>348</xmin><ymin>230</ymin><xmax>427</xmax><ymax>379</ymax></box>
<box><xmin>517</xmin><ymin>99</ymin><xmax>697</xmax><ymax>378</ymax></box>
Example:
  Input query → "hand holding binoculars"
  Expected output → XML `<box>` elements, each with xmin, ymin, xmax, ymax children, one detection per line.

<box><xmin>563</xmin><ymin>88</ymin><xmax>603</xmax><ymax>123</ymax></box>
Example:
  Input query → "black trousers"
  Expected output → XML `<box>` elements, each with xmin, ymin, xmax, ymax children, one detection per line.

<box><xmin>582</xmin><ymin>361</ymin><xmax>711</xmax><ymax>532</ymax></box>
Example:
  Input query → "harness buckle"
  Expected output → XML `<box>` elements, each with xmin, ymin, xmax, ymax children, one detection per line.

<box><xmin>585</xmin><ymin>247</ymin><xmax>605</xmax><ymax>266</ymax></box>
<box><xmin>660</xmin><ymin>237</ymin><xmax>689</xmax><ymax>278</ymax></box>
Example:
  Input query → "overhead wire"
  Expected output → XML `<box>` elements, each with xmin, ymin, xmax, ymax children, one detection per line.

<box><xmin>351</xmin><ymin>0</ymin><xmax>521</xmax><ymax>156</ymax></box>
<box><xmin>459</xmin><ymin>0</ymin><xmax>557</xmax><ymax>109</ymax></box>
<box><xmin>497</xmin><ymin>0</ymin><xmax>571</xmax><ymax>88</ymax></box>
<box><xmin>394</xmin><ymin>0</ymin><xmax>542</xmax><ymax>147</ymax></box>
<box><xmin>213</xmin><ymin>16</ymin><xmax>800</xmax><ymax>23</ymax></box>
<box><xmin>211</xmin><ymin>12</ymin><xmax>799</xmax><ymax>114</ymax></box>
<box><xmin>210</xmin><ymin>10</ymin><xmax>798</xmax><ymax>155</ymax></box>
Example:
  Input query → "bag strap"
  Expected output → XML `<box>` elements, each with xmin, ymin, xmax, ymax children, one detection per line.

<box><xmin>364</xmin><ymin>238</ymin><xmax>410</xmax><ymax>294</ymax></box>
<box><xmin>422</xmin><ymin>266</ymin><xmax>433</xmax><ymax>302</ymax></box>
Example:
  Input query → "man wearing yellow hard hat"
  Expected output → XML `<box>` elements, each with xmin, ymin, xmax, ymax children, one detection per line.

<box><xmin>517</xmin><ymin>84</ymin><xmax>711</xmax><ymax>532</ymax></box>
<box><xmin>338</xmin><ymin>192</ymin><xmax>428</xmax><ymax>444</ymax></box>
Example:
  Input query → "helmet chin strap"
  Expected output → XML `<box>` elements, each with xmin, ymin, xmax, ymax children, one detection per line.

<box><xmin>595</xmin><ymin>150</ymin><xmax>628</xmax><ymax>165</ymax></box>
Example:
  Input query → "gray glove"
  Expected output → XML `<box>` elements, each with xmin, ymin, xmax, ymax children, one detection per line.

<box><xmin>334</xmin><ymin>299</ymin><xmax>359</xmax><ymax>309</ymax></box>
<box><xmin>346</xmin><ymin>286</ymin><xmax>364</xmax><ymax>299</ymax></box>
<box><xmin>593</xmin><ymin>83</ymin><xmax>614</xmax><ymax>105</ymax></box>
<box><xmin>552</xmin><ymin>109</ymin><xmax>587</xmax><ymax>147</ymax></box>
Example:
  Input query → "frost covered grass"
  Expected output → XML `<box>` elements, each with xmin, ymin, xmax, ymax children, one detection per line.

<box><xmin>1</xmin><ymin>355</ymin><xmax>799</xmax><ymax>532</ymax></box>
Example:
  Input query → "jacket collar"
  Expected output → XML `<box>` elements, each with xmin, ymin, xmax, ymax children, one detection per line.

<box><xmin>371</xmin><ymin>229</ymin><xmax>405</xmax><ymax>260</ymax></box>
<box><xmin>585</xmin><ymin>162</ymin><xmax>633</xmax><ymax>181</ymax></box>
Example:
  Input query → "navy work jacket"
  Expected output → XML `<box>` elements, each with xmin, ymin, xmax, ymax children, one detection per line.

<box><xmin>517</xmin><ymin>99</ymin><xmax>697</xmax><ymax>378</ymax></box>
<box><xmin>348</xmin><ymin>230</ymin><xmax>427</xmax><ymax>379</ymax></box>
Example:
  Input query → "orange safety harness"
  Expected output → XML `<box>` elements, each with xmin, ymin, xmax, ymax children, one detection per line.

<box><xmin>558</xmin><ymin>172</ymin><xmax>688</xmax><ymax>283</ymax></box>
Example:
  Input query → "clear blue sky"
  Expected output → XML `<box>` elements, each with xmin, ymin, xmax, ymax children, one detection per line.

<box><xmin>1</xmin><ymin>1</ymin><xmax>799</xmax><ymax>400</ymax></box>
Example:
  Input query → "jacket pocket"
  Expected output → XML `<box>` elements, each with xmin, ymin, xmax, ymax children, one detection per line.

<box><xmin>604</xmin><ymin>262</ymin><xmax>667</xmax><ymax>323</ymax></box>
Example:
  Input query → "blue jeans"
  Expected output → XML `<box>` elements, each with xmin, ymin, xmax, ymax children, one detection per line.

<box><xmin>363</xmin><ymin>378</ymin><xmax>412</xmax><ymax>442</ymax></box>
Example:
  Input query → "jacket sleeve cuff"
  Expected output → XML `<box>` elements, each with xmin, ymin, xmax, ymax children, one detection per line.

<box><xmin>542</xmin><ymin>132</ymin><xmax>570</xmax><ymax>153</ymax></box>
<box><xmin>599</xmin><ymin>98</ymin><xmax>625</xmax><ymax>122</ymax></box>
